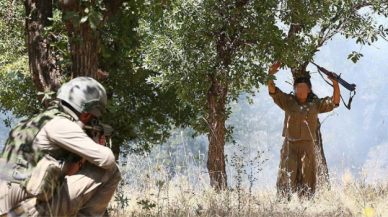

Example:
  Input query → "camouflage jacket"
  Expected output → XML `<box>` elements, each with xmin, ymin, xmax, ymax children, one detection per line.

<box><xmin>0</xmin><ymin>102</ymin><xmax>76</xmax><ymax>187</ymax></box>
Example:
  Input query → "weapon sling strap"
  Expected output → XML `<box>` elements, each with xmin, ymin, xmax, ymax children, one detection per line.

<box><xmin>317</xmin><ymin>70</ymin><xmax>356</xmax><ymax>110</ymax></box>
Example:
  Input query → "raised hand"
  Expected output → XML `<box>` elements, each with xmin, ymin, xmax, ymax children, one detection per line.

<box><xmin>328</xmin><ymin>72</ymin><xmax>339</xmax><ymax>85</ymax></box>
<box><xmin>269</xmin><ymin>61</ymin><xmax>281</xmax><ymax>74</ymax></box>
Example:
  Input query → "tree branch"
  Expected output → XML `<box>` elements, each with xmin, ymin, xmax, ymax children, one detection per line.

<box><xmin>317</xmin><ymin>1</ymin><xmax>375</xmax><ymax>49</ymax></box>
<box><xmin>103</xmin><ymin>0</ymin><xmax>131</xmax><ymax>17</ymax></box>
<box><xmin>235</xmin><ymin>0</ymin><xmax>249</xmax><ymax>8</ymax></box>
<box><xmin>234</xmin><ymin>39</ymin><xmax>260</xmax><ymax>48</ymax></box>
<box><xmin>287</xmin><ymin>3</ymin><xmax>304</xmax><ymax>39</ymax></box>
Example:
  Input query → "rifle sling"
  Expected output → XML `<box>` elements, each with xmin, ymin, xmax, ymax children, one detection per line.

<box><xmin>317</xmin><ymin>70</ymin><xmax>356</xmax><ymax>110</ymax></box>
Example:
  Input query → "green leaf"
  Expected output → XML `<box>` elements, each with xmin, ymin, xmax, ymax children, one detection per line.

<box><xmin>89</xmin><ymin>18</ymin><xmax>97</xmax><ymax>30</ymax></box>
<box><xmin>80</xmin><ymin>16</ymin><xmax>88</xmax><ymax>23</ymax></box>
<box><xmin>73</xmin><ymin>15</ymin><xmax>80</xmax><ymax>27</ymax></box>
<box><xmin>154</xmin><ymin>5</ymin><xmax>163</xmax><ymax>18</ymax></box>
<box><xmin>63</xmin><ymin>11</ymin><xmax>76</xmax><ymax>20</ymax></box>
<box><xmin>89</xmin><ymin>9</ymin><xmax>103</xmax><ymax>30</ymax></box>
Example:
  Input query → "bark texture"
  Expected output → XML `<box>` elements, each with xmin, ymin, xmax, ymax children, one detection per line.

<box><xmin>206</xmin><ymin>33</ymin><xmax>232</xmax><ymax>191</ymax></box>
<box><xmin>206</xmin><ymin>75</ymin><xmax>228</xmax><ymax>191</ymax></box>
<box><xmin>61</xmin><ymin>0</ymin><xmax>129</xmax><ymax>79</ymax></box>
<box><xmin>25</xmin><ymin>0</ymin><xmax>63</xmax><ymax>95</ymax></box>
<box><xmin>61</xmin><ymin>1</ymin><xmax>99</xmax><ymax>79</ymax></box>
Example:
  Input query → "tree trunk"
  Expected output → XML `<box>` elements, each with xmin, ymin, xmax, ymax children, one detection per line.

<box><xmin>60</xmin><ymin>0</ymin><xmax>128</xmax><ymax>158</ymax></box>
<box><xmin>205</xmin><ymin>32</ymin><xmax>233</xmax><ymax>191</ymax></box>
<box><xmin>65</xmin><ymin>23</ymin><xmax>99</xmax><ymax>78</ymax></box>
<box><xmin>206</xmin><ymin>75</ymin><xmax>228</xmax><ymax>191</ymax></box>
<box><xmin>61</xmin><ymin>0</ymin><xmax>129</xmax><ymax>79</ymax></box>
<box><xmin>290</xmin><ymin>61</ymin><xmax>310</xmax><ymax>79</ymax></box>
<box><xmin>62</xmin><ymin>4</ymin><xmax>99</xmax><ymax>79</ymax></box>
<box><xmin>25</xmin><ymin>0</ymin><xmax>127</xmax><ymax>159</ymax></box>
<box><xmin>315</xmin><ymin>118</ymin><xmax>331</xmax><ymax>189</ymax></box>
<box><xmin>25</xmin><ymin>0</ymin><xmax>63</xmax><ymax>95</ymax></box>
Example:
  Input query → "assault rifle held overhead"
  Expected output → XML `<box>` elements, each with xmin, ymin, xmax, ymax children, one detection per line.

<box><xmin>311</xmin><ymin>62</ymin><xmax>356</xmax><ymax>92</ymax></box>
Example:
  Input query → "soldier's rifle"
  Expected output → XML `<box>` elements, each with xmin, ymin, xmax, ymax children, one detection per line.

<box><xmin>311</xmin><ymin>62</ymin><xmax>356</xmax><ymax>109</ymax></box>
<box><xmin>84</xmin><ymin>119</ymin><xmax>116</xmax><ymax>148</ymax></box>
<box><xmin>311</xmin><ymin>62</ymin><xmax>356</xmax><ymax>91</ymax></box>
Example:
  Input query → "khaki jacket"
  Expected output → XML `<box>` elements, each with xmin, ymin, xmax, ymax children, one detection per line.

<box><xmin>270</xmin><ymin>87</ymin><xmax>339</xmax><ymax>141</ymax></box>
<box><xmin>0</xmin><ymin>104</ymin><xmax>116</xmax><ymax>214</ymax></box>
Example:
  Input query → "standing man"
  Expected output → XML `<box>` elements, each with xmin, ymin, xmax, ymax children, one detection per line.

<box><xmin>0</xmin><ymin>77</ymin><xmax>121</xmax><ymax>216</ymax></box>
<box><xmin>268</xmin><ymin>62</ymin><xmax>340</xmax><ymax>198</ymax></box>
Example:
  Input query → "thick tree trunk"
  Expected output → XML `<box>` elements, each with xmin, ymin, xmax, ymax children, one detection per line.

<box><xmin>25</xmin><ymin>0</ymin><xmax>126</xmax><ymax>159</ymax></box>
<box><xmin>205</xmin><ymin>32</ymin><xmax>233</xmax><ymax>191</ymax></box>
<box><xmin>61</xmin><ymin>4</ymin><xmax>99</xmax><ymax>79</ymax></box>
<box><xmin>315</xmin><ymin>118</ymin><xmax>331</xmax><ymax>189</ymax></box>
<box><xmin>60</xmin><ymin>1</ymin><xmax>128</xmax><ymax>159</ymax></box>
<box><xmin>68</xmin><ymin>25</ymin><xmax>99</xmax><ymax>79</ymax></box>
<box><xmin>25</xmin><ymin>0</ymin><xmax>63</xmax><ymax>95</ymax></box>
<box><xmin>61</xmin><ymin>0</ymin><xmax>129</xmax><ymax>79</ymax></box>
<box><xmin>206</xmin><ymin>75</ymin><xmax>228</xmax><ymax>191</ymax></box>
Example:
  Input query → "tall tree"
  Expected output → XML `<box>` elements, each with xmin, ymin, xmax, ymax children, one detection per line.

<box><xmin>140</xmin><ymin>0</ymin><xmax>284</xmax><ymax>190</ymax></box>
<box><xmin>275</xmin><ymin>0</ymin><xmax>388</xmax><ymax>188</ymax></box>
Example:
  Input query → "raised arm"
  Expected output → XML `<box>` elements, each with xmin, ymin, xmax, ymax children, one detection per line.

<box><xmin>328</xmin><ymin>73</ymin><xmax>340</xmax><ymax>105</ymax></box>
<box><xmin>268</xmin><ymin>62</ymin><xmax>281</xmax><ymax>94</ymax></box>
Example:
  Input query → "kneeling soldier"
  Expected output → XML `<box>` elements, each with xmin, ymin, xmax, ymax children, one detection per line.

<box><xmin>0</xmin><ymin>77</ymin><xmax>121</xmax><ymax>216</ymax></box>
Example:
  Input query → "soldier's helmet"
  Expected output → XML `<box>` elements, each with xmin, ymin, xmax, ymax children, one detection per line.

<box><xmin>57</xmin><ymin>77</ymin><xmax>107</xmax><ymax>117</ymax></box>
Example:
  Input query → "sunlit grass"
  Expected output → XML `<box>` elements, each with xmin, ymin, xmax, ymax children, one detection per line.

<box><xmin>107</xmin><ymin>151</ymin><xmax>388</xmax><ymax>217</ymax></box>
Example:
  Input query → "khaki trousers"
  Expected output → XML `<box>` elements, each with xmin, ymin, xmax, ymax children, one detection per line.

<box><xmin>1</xmin><ymin>162</ymin><xmax>121</xmax><ymax>216</ymax></box>
<box><xmin>276</xmin><ymin>138</ymin><xmax>316</xmax><ymax>198</ymax></box>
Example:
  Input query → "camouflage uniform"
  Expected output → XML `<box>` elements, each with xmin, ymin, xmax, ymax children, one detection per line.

<box><xmin>0</xmin><ymin>102</ymin><xmax>120</xmax><ymax>216</ymax></box>
<box><xmin>269</xmin><ymin>87</ymin><xmax>338</xmax><ymax>197</ymax></box>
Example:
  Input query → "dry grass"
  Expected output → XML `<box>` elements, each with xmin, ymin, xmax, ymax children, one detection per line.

<box><xmin>107</xmin><ymin>153</ymin><xmax>388</xmax><ymax>217</ymax></box>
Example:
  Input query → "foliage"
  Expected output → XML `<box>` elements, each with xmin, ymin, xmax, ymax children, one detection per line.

<box><xmin>98</xmin><ymin>2</ymin><xmax>195</xmax><ymax>153</ymax></box>
<box><xmin>1</xmin><ymin>0</ymin><xmax>388</xmax><ymax>154</ymax></box>
<box><xmin>275</xmin><ymin>0</ymin><xmax>388</xmax><ymax>68</ymax></box>
<box><xmin>0</xmin><ymin>0</ymin><xmax>195</xmax><ymax>152</ymax></box>
<box><xmin>139</xmin><ymin>0</ymin><xmax>284</xmax><ymax>136</ymax></box>
<box><xmin>0</xmin><ymin>0</ymin><xmax>39</xmax><ymax>119</ymax></box>
<box><xmin>46</xmin><ymin>7</ymin><xmax>72</xmax><ymax>79</ymax></box>
<box><xmin>140</xmin><ymin>0</ymin><xmax>388</xmax><ymax>133</ymax></box>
